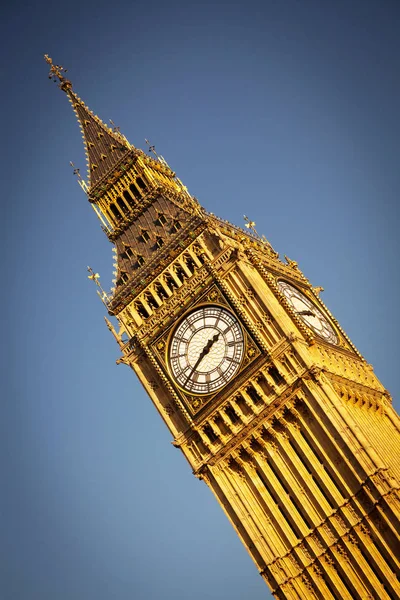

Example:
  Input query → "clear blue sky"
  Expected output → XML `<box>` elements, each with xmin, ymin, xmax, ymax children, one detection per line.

<box><xmin>3</xmin><ymin>1</ymin><xmax>400</xmax><ymax>599</ymax></box>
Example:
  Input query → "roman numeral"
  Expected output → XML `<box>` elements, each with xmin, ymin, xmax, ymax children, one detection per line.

<box><xmin>225</xmin><ymin>356</ymin><xmax>239</xmax><ymax>363</ymax></box>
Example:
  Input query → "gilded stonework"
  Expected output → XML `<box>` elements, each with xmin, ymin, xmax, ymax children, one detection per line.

<box><xmin>48</xmin><ymin>56</ymin><xmax>400</xmax><ymax>600</ymax></box>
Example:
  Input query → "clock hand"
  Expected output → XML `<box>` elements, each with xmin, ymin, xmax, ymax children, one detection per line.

<box><xmin>185</xmin><ymin>332</ymin><xmax>221</xmax><ymax>383</ymax></box>
<box><xmin>297</xmin><ymin>309</ymin><xmax>315</xmax><ymax>317</ymax></box>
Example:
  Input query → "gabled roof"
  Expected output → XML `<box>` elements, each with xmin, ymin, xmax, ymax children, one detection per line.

<box><xmin>45</xmin><ymin>55</ymin><xmax>131</xmax><ymax>190</ymax></box>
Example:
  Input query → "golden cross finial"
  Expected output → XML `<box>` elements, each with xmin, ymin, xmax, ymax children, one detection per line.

<box><xmin>109</xmin><ymin>119</ymin><xmax>120</xmax><ymax>133</ymax></box>
<box><xmin>44</xmin><ymin>54</ymin><xmax>72</xmax><ymax>91</ymax></box>
<box><xmin>145</xmin><ymin>139</ymin><xmax>171</xmax><ymax>169</ymax></box>
<box><xmin>244</xmin><ymin>215</ymin><xmax>257</xmax><ymax>234</ymax></box>
<box><xmin>70</xmin><ymin>161</ymin><xmax>89</xmax><ymax>193</ymax></box>
<box><xmin>87</xmin><ymin>266</ymin><xmax>108</xmax><ymax>304</ymax></box>
<box><xmin>70</xmin><ymin>161</ymin><xmax>81</xmax><ymax>180</ymax></box>
<box><xmin>244</xmin><ymin>215</ymin><xmax>277</xmax><ymax>256</ymax></box>
<box><xmin>145</xmin><ymin>138</ymin><xmax>159</xmax><ymax>159</ymax></box>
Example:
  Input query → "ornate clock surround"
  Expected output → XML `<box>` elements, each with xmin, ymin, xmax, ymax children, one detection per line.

<box><xmin>152</xmin><ymin>284</ymin><xmax>263</xmax><ymax>417</ymax></box>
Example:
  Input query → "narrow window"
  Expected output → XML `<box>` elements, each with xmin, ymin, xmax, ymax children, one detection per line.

<box><xmin>155</xmin><ymin>212</ymin><xmax>167</xmax><ymax>226</ymax></box>
<box><xmin>137</xmin><ymin>255</ymin><xmax>145</xmax><ymax>267</ymax></box>
<box><xmin>145</xmin><ymin>293</ymin><xmax>158</xmax><ymax>310</ymax></box>
<box><xmin>129</xmin><ymin>183</ymin><xmax>141</xmax><ymax>200</ymax></box>
<box><xmin>175</xmin><ymin>265</ymin><xmax>186</xmax><ymax>282</ymax></box>
<box><xmin>184</xmin><ymin>255</ymin><xmax>196</xmax><ymax>273</ymax></box>
<box><xmin>204</xmin><ymin>424</ymin><xmax>219</xmax><ymax>444</ymax></box>
<box><xmin>246</xmin><ymin>385</ymin><xmax>263</xmax><ymax>405</ymax></box>
<box><xmin>124</xmin><ymin>246</ymin><xmax>134</xmax><ymax>259</ymax></box>
<box><xmin>154</xmin><ymin>282</ymin><xmax>168</xmax><ymax>300</ymax></box>
<box><xmin>156</xmin><ymin>237</ymin><xmax>164</xmax><ymax>248</ymax></box>
<box><xmin>225</xmin><ymin>405</ymin><xmax>240</xmax><ymax>424</ymax></box>
<box><xmin>214</xmin><ymin>415</ymin><xmax>228</xmax><ymax>436</ymax></box>
<box><xmin>235</xmin><ymin>393</ymin><xmax>251</xmax><ymax>416</ymax></box>
<box><xmin>165</xmin><ymin>273</ymin><xmax>178</xmax><ymax>290</ymax></box>
<box><xmin>123</xmin><ymin>190</ymin><xmax>133</xmax><ymax>204</ymax></box>
<box><xmin>255</xmin><ymin>374</ymin><xmax>272</xmax><ymax>395</ymax></box>
<box><xmin>110</xmin><ymin>203</ymin><xmax>121</xmax><ymax>221</ymax></box>
<box><xmin>136</xmin><ymin>176</ymin><xmax>146</xmax><ymax>190</ymax></box>
<box><xmin>135</xmin><ymin>302</ymin><xmax>150</xmax><ymax>319</ymax></box>
<box><xmin>193</xmin><ymin>245</ymin><xmax>207</xmax><ymax>264</ymax></box>
<box><xmin>171</xmin><ymin>219</ymin><xmax>182</xmax><ymax>233</ymax></box>
<box><xmin>116</xmin><ymin>197</ymin><xmax>128</xmax><ymax>215</ymax></box>
<box><xmin>268</xmin><ymin>366</ymin><xmax>285</xmax><ymax>386</ymax></box>
<box><xmin>140</xmin><ymin>229</ymin><xmax>150</xmax><ymax>243</ymax></box>
<box><xmin>120</xmin><ymin>272</ymin><xmax>129</xmax><ymax>284</ymax></box>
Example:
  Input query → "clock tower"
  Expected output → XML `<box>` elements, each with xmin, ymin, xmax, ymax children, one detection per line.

<box><xmin>46</xmin><ymin>57</ymin><xmax>400</xmax><ymax>599</ymax></box>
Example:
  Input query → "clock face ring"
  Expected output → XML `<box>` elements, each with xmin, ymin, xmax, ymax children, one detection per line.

<box><xmin>169</xmin><ymin>305</ymin><xmax>244</xmax><ymax>395</ymax></box>
<box><xmin>277</xmin><ymin>280</ymin><xmax>338</xmax><ymax>345</ymax></box>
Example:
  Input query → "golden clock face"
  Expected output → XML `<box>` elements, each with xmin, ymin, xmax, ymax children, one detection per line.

<box><xmin>278</xmin><ymin>280</ymin><xmax>338</xmax><ymax>345</ymax></box>
<box><xmin>169</xmin><ymin>305</ymin><xmax>244</xmax><ymax>394</ymax></box>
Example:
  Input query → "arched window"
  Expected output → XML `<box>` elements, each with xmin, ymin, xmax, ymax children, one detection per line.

<box><xmin>154</xmin><ymin>282</ymin><xmax>168</xmax><ymax>300</ymax></box>
<box><xmin>135</xmin><ymin>301</ymin><xmax>150</xmax><ymax>319</ymax></box>
<box><xmin>165</xmin><ymin>273</ymin><xmax>178</xmax><ymax>290</ymax></box>
<box><xmin>123</xmin><ymin>189</ymin><xmax>133</xmax><ymax>204</ymax></box>
<box><xmin>110</xmin><ymin>203</ymin><xmax>121</xmax><ymax>221</ymax></box>
<box><xmin>116</xmin><ymin>197</ymin><xmax>128</xmax><ymax>215</ymax></box>
<box><xmin>129</xmin><ymin>183</ymin><xmax>141</xmax><ymax>200</ymax></box>
<box><xmin>140</xmin><ymin>229</ymin><xmax>150</xmax><ymax>243</ymax></box>
<box><xmin>268</xmin><ymin>366</ymin><xmax>285</xmax><ymax>386</ymax></box>
<box><xmin>184</xmin><ymin>255</ymin><xmax>196</xmax><ymax>274</ymax></box>
<box><xmin>171</xmin><ymin>219</ymin><xmax>182</xmax><ymax>233</ymax></box>
<box><xmin>155</xmin><ymin>212</ymin><xmax>167</xmax><ymax>226</ymax></box>
<box><xmin>225</xmin><ymin>405</ymin><xmax>240</xmax><ymax>424</ymax></box>
<box><xmin>136</xmin><ymin>177</ymin><xmax>146</xmax><ymax>190</ymax></box>
<box><xmin>204</xmin><ymin>424</ymin><xmax>218</xmax><ymax>444</ymax></box>
<box><xmin>123</xmin><ymin>245</ymin><xmax>134</xmax><ymax>259</ymax></box>
<box><xmin>194</xmin><ymin>245</ymin><xmax>207</xmax><ymax>264</ymax></box>
<box><xmin>175</xmin><ymin>265</ymin><xmax>186</xmax><ymax>282</ymax></box>
<box><xmin>246</xmin><ymin>385</ymin><xmax>262</xmax><ymax>405</ymax></box>
<box><xmin>145</xmin><ymin>293</ymin><xmax>158</xmax><ymax>310</ymax></box>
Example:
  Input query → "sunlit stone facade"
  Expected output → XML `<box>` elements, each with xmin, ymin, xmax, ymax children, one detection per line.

<box><xmin>47</xmin><ymin>55</ymin><xmax>400</xmax><ymax>599</ymax></box>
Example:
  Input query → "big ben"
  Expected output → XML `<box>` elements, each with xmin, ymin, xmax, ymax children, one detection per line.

<box><xmin>45</xmin><ymin>55</ymin><xmax>400</xmax><ymax>599</ymax></box>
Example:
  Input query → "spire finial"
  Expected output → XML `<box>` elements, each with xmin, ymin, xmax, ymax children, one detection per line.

<box><xmin>45</xmin><ymin>55</ymin><xmax>131</xmax><ymax>191</ymax></box>
<box><xmin>145</xmin><ymin>139</ymin><xmax>171</xmax><ymax>169</ymax></box>
<box><xmin>70</xmin><ymin>161</ymin><xmax>89</xmax><ymax>194</ymax></box>
<box><xmin>244</xmin><ymin>215</ymin><xmax>278</xmax><ymax>257</ymax></box>
<box><xmin>145</xmin><ymin>138</ymin><xmax>159</xmax><ymax>159</ymax></box>
<box><xmin>70</xmin><ymin>161</ymin><xmax>81</xmax><ymax>180</ymax></box>
<box><xmin>244</xmin><ymin>215</ymin><xmax>257</xmax><ymax>235</ymax></box>
<box><xmin>87</xmin><ymin>266</ymin><xmax>109</xmax><ymax>304</ymax></box>
<box><xmin>44</xmin><ymin>54</ymin><xmax>72</xmax><ymax>91</ymax></box>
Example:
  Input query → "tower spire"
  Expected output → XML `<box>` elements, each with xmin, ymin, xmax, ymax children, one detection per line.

<box><xmin>44</xmin><ymin>55</ymin><xmax>132</xmax><ymax>192</ymax></box>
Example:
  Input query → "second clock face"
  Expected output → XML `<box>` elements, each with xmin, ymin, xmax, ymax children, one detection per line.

<box><xmin>278</xmin><ymin>280</ymin><xmax>338</xmax><ymax>345</ymax></box>
<box><xmin>169</xmin><ymin>305</ymin><xmax>244</xmax><ymax>394</ymax></box>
